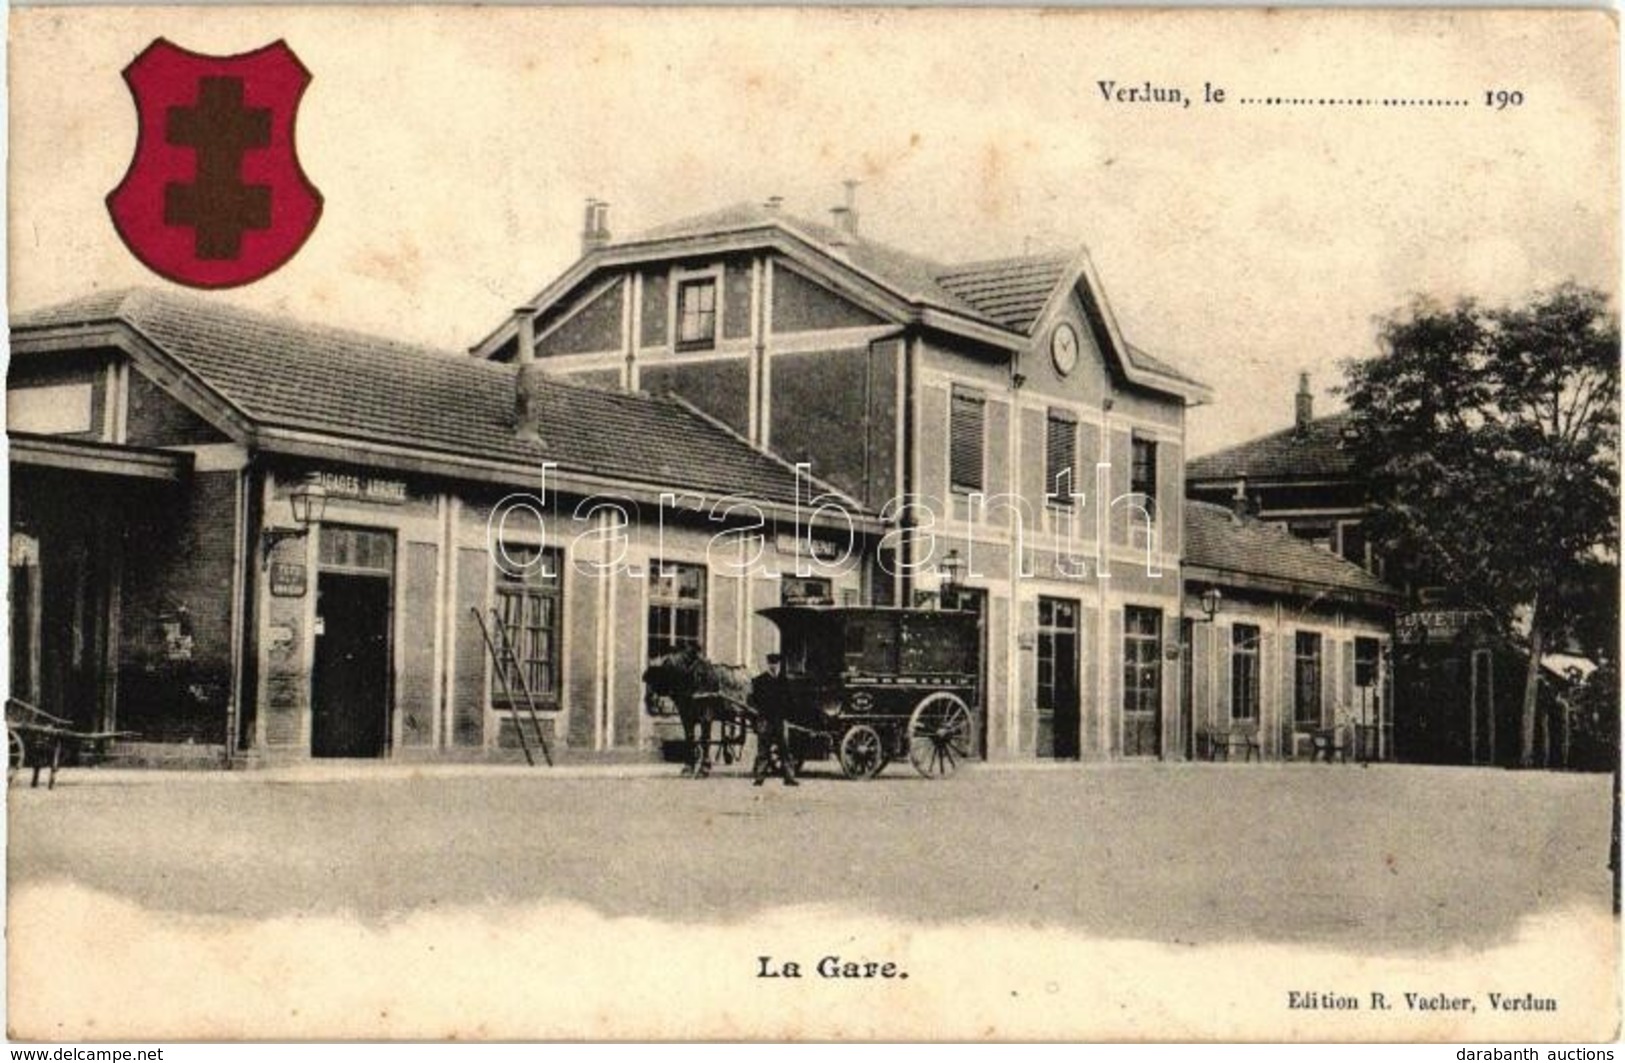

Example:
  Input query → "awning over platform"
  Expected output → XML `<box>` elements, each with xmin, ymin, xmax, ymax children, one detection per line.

<box><xmin>8</xmin><ymin>433</ymin><xmax>192</xmax><ymax>482</ymax></box>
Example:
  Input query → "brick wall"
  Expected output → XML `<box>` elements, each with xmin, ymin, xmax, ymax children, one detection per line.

<box><xmin>641</xmin><ymin>271</ymin><xmax>669</xmax><ymax>347</ymax></box>
<box><xmin>117</xmin><ymin>470</ymin><xmax>240</xmax><ymax>744</ymax></box>
<box><xmin>398</xmin><ymin>542</ymin><xmax>438</xmax><ymax>746</ymax></box>
<box><xmin>538</xmin><ymin>279</ymin><xmax>624</xmax><ymax>357</ymax></box>
<box><xmin>771</xmin><ymin>347</ymin><xmax>896</xmax><ymax>506</ymax></box>
<box><xmin>723</xmin><ymin>258</ymin><xmax>754</xmax><ymax>340</ymax></box>
<box><xmin>772</xmin><ymin>265</ymin><xmax>883</xmax><ymax>332</ymax></box>
<box><xmin>452</xmin><ymin>546</ymin><xmax>488</xmax><ymax>747</ymax></box>
<box><xmin>640</xmin><ymin>360</ymin><xmax>749</xmax><ymax>436</ymax></box>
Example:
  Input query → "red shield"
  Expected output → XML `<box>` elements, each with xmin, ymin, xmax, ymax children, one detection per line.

<box><xmin>107</xmin><ymin>39</ymin><xmax>323</xmax><ymax>289</ymax></box>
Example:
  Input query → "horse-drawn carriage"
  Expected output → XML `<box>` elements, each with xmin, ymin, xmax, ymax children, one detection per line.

<box><xmin>764</xmin><ymin>605</ymin><xmax>979</xmax><ymax>779</ymax></box>
<box><xmin>643</xmin><ymin>605</ymin><xmax>981</xmax><ymax>780</ymax></box>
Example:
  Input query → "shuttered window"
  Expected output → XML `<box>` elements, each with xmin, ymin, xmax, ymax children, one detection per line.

<box><xmin>1046</xmin><ymin>410</ymin><xmax>1077</xmax><ymax>506</ymax></box>
<box><xmin>1131</xmin><ymin>435</ymin><xmax>1158</xmax><ymax>506</ymax></box>
<box><xmin>949</xmin><ymin>388</ymin><xmax>985</xmax><ymax>492</ymax></box>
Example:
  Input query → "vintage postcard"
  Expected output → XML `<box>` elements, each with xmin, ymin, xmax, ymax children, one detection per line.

<box><xmin>5</xmin><ymin>5</ymin><xmax>1620</xmax><ymax>1043</ymax></box>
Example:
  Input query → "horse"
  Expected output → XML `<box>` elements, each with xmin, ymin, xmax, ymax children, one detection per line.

<box><xmin>642</xmin><ymin>647</ymin><xmax>754</xmax><ymax>777</ymax></box>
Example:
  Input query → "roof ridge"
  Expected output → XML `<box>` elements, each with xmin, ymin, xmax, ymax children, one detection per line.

<box><xmin>18</xmin><ymin>285</ymin><xmax>491</xmax><ymax>370</ymax></box>
<box><xmin>1184</xmin><ymin>498</ymin><xmax>1396</xmax><ymax>593</ymax></box>
<box><xmin>1189</xmin><ymin>408</ymin><xmax>1357</xmax><ymax>466</ymax></box>
<box><xmin>935</xmin><ymin>249</ymin><xmax>1075</xmax><ymax>278</ymax></box>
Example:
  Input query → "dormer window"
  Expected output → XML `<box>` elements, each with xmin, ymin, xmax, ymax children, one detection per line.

<box><xmin>676</xmin><ymin>277</ymin><xmax>717</xmax><ymax>350</ymax></box>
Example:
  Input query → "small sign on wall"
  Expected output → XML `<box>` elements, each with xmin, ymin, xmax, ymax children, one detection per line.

<box><xmin>163</xmin><ymin>621</ymin><xmax>193</xmax><ymax>662</ymax></box>
<box><xmin>268</xmin><ymin>623</ymin><xmax>297</xmax><ymax>659</ymax></box>
<box><xmin>270</xmin><ymin>561</ymin><xmax>308</xmax><ymax>598</ymax></box>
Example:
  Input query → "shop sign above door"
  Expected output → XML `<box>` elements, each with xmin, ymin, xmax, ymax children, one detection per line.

<box><xmin>310</xmin><ymin>470</ymin><xmax>408</xmax><ymax>505</ymax></box>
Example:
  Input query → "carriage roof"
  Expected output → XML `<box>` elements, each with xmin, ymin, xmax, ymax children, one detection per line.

<box><xmin>759</xmin><ymin>606</ymin><xmax>980</xmax><ymax>680</ymax></box>
<box><xmin>758</xmin><ymin>604</ymin><xmax>978</xmax><ymax>622</ymax></box>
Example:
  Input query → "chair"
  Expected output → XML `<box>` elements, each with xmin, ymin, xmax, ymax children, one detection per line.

<box><xmin>1311</xmin><ymin>724</ymin><xmax>1350</xmax><ymax>763</ymax></box>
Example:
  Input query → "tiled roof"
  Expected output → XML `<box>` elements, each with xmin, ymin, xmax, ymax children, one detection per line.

<box><xmin>1187</xmin><ymin>410</ymin><xmax>1361</xmax><ymax>482</ymax></box>
<box><xmin>1184</xmin><ymin>500</ymin><xmax>1396</xmax><ymax>601</ymax></box>
<box><xmin>10</xmin><ymin>288</ymin><xmax>853</xmax><ymax>510</ymax></box>
<box><xmin>627</xmin><ymin>201</ymin><xmax>1203</xmax><ymax>388</ymax></box>
<box><xmin>935</xmin><ymin>253</ymin><xmax>1073</xmax><ymax>334</ymax></box>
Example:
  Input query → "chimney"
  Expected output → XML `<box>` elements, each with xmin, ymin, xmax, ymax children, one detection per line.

<box><xmin>581</xmin><ymin>198</ymin><xmax>611</xmax><ymax>254</ymax></box>
<box><xmin>514</xmin><ymin>306</ymin><xmax>545</xmax><ymax>442</ymax></box>
<box><xmin>1230</xmin><ymin>476</ymin><xmax>1249</xmax><ymax>522</ymax></box>
<box><xmin>829</xmin><ymin>179</ymin><xmax>860</xmax><ymax>244</ymax></box>
<box><xmin>1295</xmin><ymin>372</ymin><xmax>1313</xmax><ymax>435</ymax></box>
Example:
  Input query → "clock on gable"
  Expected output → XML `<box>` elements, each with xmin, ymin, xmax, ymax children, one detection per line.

<box><xmin>1050</xmin><ymin>322</ymin><xmax>1079</xmax><ymax>376</ymax></box>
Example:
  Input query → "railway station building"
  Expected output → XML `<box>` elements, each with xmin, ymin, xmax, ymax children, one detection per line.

<box><xmin>8</xmin><ymin>196</ymin><xmax>1397</xmax><ymax>766</ymax></box>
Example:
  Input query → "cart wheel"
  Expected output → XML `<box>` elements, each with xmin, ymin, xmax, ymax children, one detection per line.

<box><xmin>907</xmin><ymin>693</ymin><xmax>973</xmax><ymax>779</ymax></box>
<box><xmin>838</xmin><ymin>724</ymin><xmax>886</xmax><ymax>780</ymax></box>
<box><xmin>8</xmin><ymin>727</ymin><xmax>24</xmax><ymax>786</ymax></box>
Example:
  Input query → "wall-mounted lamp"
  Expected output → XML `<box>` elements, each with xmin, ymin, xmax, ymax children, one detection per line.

<box><xmin>261</xmin><ymin>473</ymin><xmax>329</xmax><ymax>567</ymax></box>
<box><xmin>1199</xmin><ymin>587</ymin><xmax>1223</xmax><ymax>623</ymax></box>
<box><xmin>940</xmin><ymin>549</ymin><xmax>966</xmax><ymax>591</ymax></box>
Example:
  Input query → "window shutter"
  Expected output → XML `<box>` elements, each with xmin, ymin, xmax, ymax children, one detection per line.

<box><xmin>1280</xmin><ymin>631</ymin><xmax>1295</xmax><ymax>752</ymax></box>
<box><xmin>950</xmin><ymin>388</ymin><xmax>985</xmax><ymax>491</ymax></box>
<box><xmin>1260</xmin><ymin>630</ymin><xmax>1276</xmax><ymax>755</ymax></box>
<box><xmin>1046</xmin><ymin>411</ymin><xmax>1077</xmax><ymax>503</ymax></box>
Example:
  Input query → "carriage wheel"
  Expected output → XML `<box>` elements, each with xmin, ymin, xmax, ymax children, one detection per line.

<box><xmin>8</xmin><ymin>727</ymin><xmax>24</xmax><ymax>786</ymax></box>
<box><xmin>838</xmin><ymin>724</ymin><xmax>886</xmax><ymax>780</ymax></box>
<box><xmin>718</xmin><ymin>719</ymin><xmax>744</xmax><ymax>765</ymax></box>
<box><xmin>907</xmin><ymin>693</ymin><xmax>973</xmax><ymax>779</ymax></box>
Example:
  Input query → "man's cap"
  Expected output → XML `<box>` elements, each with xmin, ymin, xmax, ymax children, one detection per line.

<box><xmin>766</xmin><ymin>653</ymin><xmax>782</xmax><ymax>663</ymax></box>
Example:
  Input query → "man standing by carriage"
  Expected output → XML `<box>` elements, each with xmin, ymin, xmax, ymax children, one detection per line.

<box><xmin>751</xmin><ymin>653</ymin><xmax>798</xmax><ymax>786</ymax></box>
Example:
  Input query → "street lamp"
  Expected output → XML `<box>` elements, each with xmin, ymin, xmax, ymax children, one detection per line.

<box><xmin>1200</xmin><ymin>586</ymin><xmax>1223</xmax><ymax>622</ymax></box>
<box><xmin>262</xmin><ymin>472</ymin><xmax>329</xmax><ymax>566</ymax></box>
<box><xmin>915</xmin><ymin>549</ymin><xmax>968</xmax><ymax>611</ymax></box>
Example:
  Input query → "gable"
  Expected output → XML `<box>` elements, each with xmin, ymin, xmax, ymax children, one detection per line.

<box><xmin>1021</xmin><ymin>291</ymin><xmax>1110</xmax><ymax>406</ymax></box>
<box><xmin>125</xmin><ymin>364</ymin><xmax>229</xmax><ymax>446</ymax></box>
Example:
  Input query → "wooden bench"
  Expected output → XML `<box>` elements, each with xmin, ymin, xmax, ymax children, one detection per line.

<box><xmin>1198</xmin><ymin>725</ymin><xmax>1261</xmax><ymax>762</ymax></box>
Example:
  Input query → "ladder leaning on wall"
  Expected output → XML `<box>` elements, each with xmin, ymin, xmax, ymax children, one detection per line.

<box><xmin>471</xmin><ymin>607</ymin><xmax>554</xmax><ymax>767</ymax></box>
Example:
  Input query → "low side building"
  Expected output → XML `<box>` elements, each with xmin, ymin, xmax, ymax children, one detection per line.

<box><xmin>1187</xmin><ymin>375</ymin><xmax>1566</xmax><ymax>767</ymax></box>
<box><xmin>1181</xmin><ymin>499</ymin><xmax>1398</xmax><ymax>761</ymax></box>
<box><xmin>8</xmin><ymin>289</ymin><xmax>873</xmax><ymax>765</ymax></box>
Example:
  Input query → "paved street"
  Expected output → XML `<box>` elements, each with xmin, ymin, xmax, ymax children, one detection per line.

<box><xmin>8</xmin><ymin>761</ymin><xmax>1613</xmax><ymax>952</ymax></box>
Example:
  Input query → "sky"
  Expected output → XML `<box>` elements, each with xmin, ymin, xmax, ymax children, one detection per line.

<box><xmin>8</xmin><ymin>7</ymin><xmax>1618</xmax><ymax>457</ymax></box>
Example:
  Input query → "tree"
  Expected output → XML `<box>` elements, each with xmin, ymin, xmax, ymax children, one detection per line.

<box><xmin>1342</xmin><ymin>283</ymin><xmax>1619</xmax><ymax>766</ymax></box>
